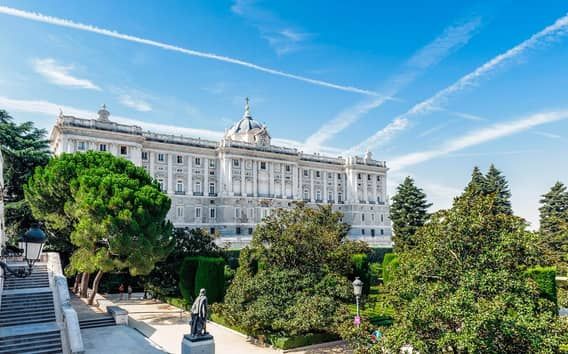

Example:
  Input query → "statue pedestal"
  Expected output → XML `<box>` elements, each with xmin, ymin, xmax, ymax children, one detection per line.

<box><xmin>181</xmin><ymin>334</ymin><xmax>215</xmax><ymax>354</ymax></box>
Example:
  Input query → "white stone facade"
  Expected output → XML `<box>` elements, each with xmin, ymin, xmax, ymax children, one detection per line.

<box><xmin>49</xmin><ymin>103</ymin><xmax>392</xmax><ymax>247</ymax></box>
<box><xmin>0</xmin><ymin>150</ymin><xmax>4</xmax><ymax>249</ymax></box>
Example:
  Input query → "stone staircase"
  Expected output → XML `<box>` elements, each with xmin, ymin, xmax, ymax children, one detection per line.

<box><xmin>0</xmin><ymin>263</ymin><xmax>64</xmax><ymax>354</ymax></box>
<box><xmin>79</xmin><ymin>316</ymin><xmax>116</xmax><ymax>329</ymax></box>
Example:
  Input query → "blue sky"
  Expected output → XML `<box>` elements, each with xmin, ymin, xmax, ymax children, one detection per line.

<box><xmin>1</xmin><ymin>0</ymin><xmax>567</xmax><ymax>228</ymax></box>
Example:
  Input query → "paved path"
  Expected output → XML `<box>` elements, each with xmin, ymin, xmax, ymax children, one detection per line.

<box><xmin>82</xmin><ymin>325</ymin><xmax>166</xmax><ymax>353</ymax></box>
<box><xmin>106</xmin><ymin>295</ymin><xmax>350</xmax><ymax>354</ymax></box>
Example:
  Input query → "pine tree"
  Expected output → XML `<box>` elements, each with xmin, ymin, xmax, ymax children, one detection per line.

<box><xmin>464</xmin><ymin>166</ymin><xmax>486</xmax><ymax>195</ymax></box>
<box><xmin>390</xmin><ymin>177</ymin><xmax>432</xmax><ymax>251</ymax></box>
<box><xmin>539</xmin><ymin>181</ymin><xmax>568</xmax><ymax>235</ymax></box>
<box><xmin>538</xmin><ymin>182</ymin><xmax>568</xmax><ymax>275</ymax></box>
<box><xmin>484</xmin><ymin>164</ymin><xmax>512</xmax><ymax>214</ymax></box>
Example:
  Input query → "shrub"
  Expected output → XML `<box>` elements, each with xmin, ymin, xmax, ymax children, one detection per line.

<box><xmin>382</xmin><ymin>253</ymin><xmax>398</xmax><ymax>283</ymax></box>
<box><xmin>194</xmin><ymin>257</ymin><xmax>225</xmax><ymax>304</ymax></box>
<box><xmin>268</xmin><ymin>333</ymin><xmax>340</xmax><ymax>350</ymax></box>
<box><xmin>351</xmin><ymin>253</ymin><xmax>371</xmax><ymax>294</ymax></box>
<box><xmin>369</xmin><ymin>263</ymin><xmax>381</xmax><ymax>286</ymax></box>
<box><xmin>179</xmin><ymin>257</ymin><xmax>199</xmax><ymax>302</ymax></box>
<box><xmin>369</xmin><ymin>247</ymin><xmax>393</xmax><ymax>263</ymax></box>
<box><xmin>526</xmin><ymin>266</ymin><xmax>557</xmax><ymax>306</ymax></box>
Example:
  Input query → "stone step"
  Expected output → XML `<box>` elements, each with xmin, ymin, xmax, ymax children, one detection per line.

<box><xmin>0</xmin><ymin>314</ymin><xmax>56</xmax><ymax>327</ymax></box>
<box><xmin>0</xmin><ymin>332</ymin><xmax>62</xmax><ymax>353</ymax></box>
<box><xmin>0</xmin><ymin>309</ymin><xmax>55</xmax><ymax>320</ymax></box>
<box><xmin>79</xmin><ymin>316</ymin><xmax>116</xmax><ymax>329</ymax></box>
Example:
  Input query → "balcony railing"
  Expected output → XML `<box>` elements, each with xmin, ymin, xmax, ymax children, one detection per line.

<box><xmin>175</xmin><ymin>191</ymin><xmax>186</xmax><ymax>195</ymax></box>
<box><xmin>208</xmin><ymin>192</ymin><xmax>218</xmax><ymax>197</ymax></box>
<box><xmin>193</xmin><ymin>192</ymin><xmax>204</xmax><ymax>196</ymax></box>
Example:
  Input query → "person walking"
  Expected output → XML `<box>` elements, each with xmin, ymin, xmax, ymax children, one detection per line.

<box><xmin>118</xmin><ymin>283</ymin><xmax>125</xmax><ymax>301</ymax></box>
<box><xmin>127</xmin><ymin>285</ymin><xmax>133</xmax><ymax>300</ymax></box>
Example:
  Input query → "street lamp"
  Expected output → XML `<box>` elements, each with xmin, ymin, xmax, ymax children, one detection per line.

<box><xmin>352</xmin><ymin>276</ymin><xmax>363</xmax><ymax>325</ymax></box>
<box><xmin>0</xmin><ymin>224</ymin><xmax>47</xmax><ymax>278</ymax></box>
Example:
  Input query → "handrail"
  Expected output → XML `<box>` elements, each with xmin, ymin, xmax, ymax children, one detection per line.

<box><xmin>47</xmin><ymin>252</ymin><xmax>84</xmax><ymax>354</ymax></box>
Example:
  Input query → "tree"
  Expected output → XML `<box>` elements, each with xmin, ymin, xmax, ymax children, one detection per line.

<box><xmin>464</xmin><ymin>166</ymin><xmax>486</xmax><ymax>196</ymax></box>
<box><xmin>375</xmin><ymin>188</ymin><xmax>567</xmax><ymax>353</ymax></box>
<box><xmin>143</xmin><ymin>228</ymin><xmax>224</xmax><ymax>298</ymax></box>
<box><xmin>0</xmin><ymin>110</ymin><xmax>50</xmax><ymax>239</ymax></box>
<box><xmin>213</xmin><ymin>203</ymin><xmax>369</xmax><ymax>338</ymax></box>
<box><xmin>538</xmin><ymin>182</ymin><xmax>568</xmax><ymax>275</ymax></box>
<box><xmin>390</xmin><ymin>177</ymin><xmax>432</xmax><ymax>251</ymax></box>
<box><xmin>484</xmin><ymin>164</ymin><xmax>512</xmax><ymax>215</ymax></box>
<box><xmin>25</xmin><ymin>151</ymin><xmax>174</xmax><ymax>304</ymax></box>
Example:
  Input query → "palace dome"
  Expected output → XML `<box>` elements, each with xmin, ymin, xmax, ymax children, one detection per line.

<box><xmin>225</xmin><ymin>98</ymin><xmax>271</xmax><ymax>146</ymax></box>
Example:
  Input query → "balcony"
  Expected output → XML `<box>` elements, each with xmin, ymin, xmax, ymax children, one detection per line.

<box><xmin>327</xmin><ymin>200</ymin><xmax>334</xmax><ymax>203</ymax></box>
<box><xmin>377</xmin><ymin>201</ymin><xmax>386</xmax><ymax>205</ymax></box>
<box><xmin>315</xmin><ymin>199</ymin><xmax>323</xmax><ymax>203</ymax></box>
<box><xmin>193</xmin><ymin>192</ymin><xmax>204</xmax><ymax>196</ymax></box>
<box><xmin>175</xmin><ymin>191</ymin><xmax>186</xmax><ymax>195</ymax></box>
<box><xmin>208</xmin><ymin>192</ymin><xmax>218</xmax><ymax>197</ymax></box>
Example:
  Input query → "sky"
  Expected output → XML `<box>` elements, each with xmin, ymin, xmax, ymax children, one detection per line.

<box><xmin>1</xmin><ymin>0</ymin><xmax>567</xmax><ymax>229</ymax></box>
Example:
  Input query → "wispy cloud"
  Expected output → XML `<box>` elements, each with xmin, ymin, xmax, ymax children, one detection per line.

<box><xmin>32</xmin><ymin>58</ymin><xmax>100</xmax><ymax>90</ymax></box>
<box><xmin>350</xmin><ymin>12</ymin><xmax>568</xmax><ymax>154</ymax></box>
<box><xmin>303</xmin><ymin>17</ymin><xmax>482</xmax><ymax>152</ymax></box>
<box><xmin>533</xmin><ymin>131</ymin><xmax>562</xmax><ymax>139</ymax></box>
<box><xmin>0</xmin><ymin>6</ymin><xmax>378</xmax><ymax>97</ymax></box>
<box><xmin>231</xmin><ymin>0</ymin><xmax>313</xmax><ymax>55</ymax></box>
<box><xmin>0</xmin><ymin>96</ymin><xmax>343</xmax><ymax>154</ymax></box>
<box><xmin>389</xmin><ymin>109</ymin><xmax>568</xmax><ymax>171</ymax></box>
<box><xmin>118</xmin><ymin>94</ymin><xmax>152</xmax><ymax>112</ymax></box>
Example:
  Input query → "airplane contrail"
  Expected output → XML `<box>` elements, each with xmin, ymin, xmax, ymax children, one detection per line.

<box><xmin>0</xmin><ymin>6</ymin><xmax>384</xmax><ymax>97</ymax></box>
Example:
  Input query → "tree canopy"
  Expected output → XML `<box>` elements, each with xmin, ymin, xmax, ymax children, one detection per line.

<box><xmin>539</xmin><ymin>181</ymin><xmax>568</xmax><ymax>275</ymax></box>
<box><xmin>463</xmin><ymin>164</ymin><xmax>513</xmax><ymax>215</ymax></box>
<box><xmin>0</xmin><ymin>110</ymin><xmax>50</xmax><ymax>238</ymax></box>
<box><xmin>377</xmin><ymin>188</ymin><xmax>567</xmax><ymax>353</ymax></box>
<box><xmin>25</xmin><ymin>151</ymin><xmax>173</xmax><ymax>303</ymax></box>
<box><xmin>213</xmin><ymin>203</ymin><xmax>369</xmax><ymax>337</ymax></box>
<box><xmin>389</xmin><ymin>176</ymin><xmax>432</xmax><ymax>252</ymax></box>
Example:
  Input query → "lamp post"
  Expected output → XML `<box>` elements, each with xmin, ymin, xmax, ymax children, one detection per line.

<box><xmin>0</xmin><ymin>224</ymin><xmax>47</xmax><ymax>278</ymax></box>
<box><xmin>352</xmin><ymin>276</ymin><xmax>363</xmax><ymax>325</ymax></box>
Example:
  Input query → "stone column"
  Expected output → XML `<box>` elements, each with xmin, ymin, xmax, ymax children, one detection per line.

<box><xmin>323</xmin><ymin>171</ymin><xmax>328</xmax><ymax>202</ymax></box>
<box><xmin>240</xmin><ymin>159</ymin><xmax>245</xmax><ymax>196</ymax></box>
<box><xmin>187</xmin><ymin>155</ymin><xmax>192</xmax><ymax>195</ymax></box>
<box><xmin>252</xmin><ymin>160</ymin><xmax>258</xmax><ymax>197</ymax></box>
<box><xmin>310</xmin><ymin>170</ymin><xmax>314</xmax><ymax>202</ymax></box>
<box><xmin>363</xmin><ymin>173</ymin><xmax>368</xmax><ymax>203</ymax></box>
<box><xmin>292</xmin><ymin>165</ymin><xmax>298</xmax><ymax>199</ymax></box>
<box><xmin>372</xmin><ymin>174</ymin><xmax>377</xmax><ymax>203</ymax></box>
<box><xmin>333</xmin><ymin>172</ymin><xmax>337</xmax><ymax>202</ymax></box>
<box><xmin>149</xmin><ymin>151</ymin><xmax>155</xmax><ymax>178</ymax></box>
<box><xmin>167</xmin><ymin>153</ymin><xmax>173</xmax><ymax>194</ymax></box>
<box><xmin>269</xmin><ymin>162</ymin><xmax>274</xmax><ymax>197</ymax></box>
<box><xmin>203</xmin><ymin>157</ymin><xmax>209</xmax><ymax>195</ymax></box>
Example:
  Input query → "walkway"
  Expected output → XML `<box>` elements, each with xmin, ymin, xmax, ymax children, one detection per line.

<box><xmin>105</xmin><ymin>294</ymin><xmax>350</xmax><ymax>354</ymax></box>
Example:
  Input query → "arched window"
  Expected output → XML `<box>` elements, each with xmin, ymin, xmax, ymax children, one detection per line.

<box><xmin>195</xmin><ymin>181</ymin><xmax>202</xmax><ymax>193</ymax></box>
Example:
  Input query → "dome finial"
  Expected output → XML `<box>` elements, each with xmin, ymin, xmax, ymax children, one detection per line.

<box><xmin>244</xmin><ymin>97</ymin><xmax>251</xmax><ymax>118</ymax></box>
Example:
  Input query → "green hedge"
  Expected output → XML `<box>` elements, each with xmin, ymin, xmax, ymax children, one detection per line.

<box><xmin>369</xmin><ymin>247</ymin><xmax>393</xmax><ymax>263</ymax></box>
<box><xmin>179</xmin><ymin>256</ymin><xmax>225</xmax><ymax>304</ymax></box>
<box><xmin>164</xmin><ymin>297</ymin><xmax>190</xmax><ymax>310</ymax></box>
<box><xmin>267</xmin><ymin>333</ymin><xmax>339</xmax><ymax>350</ymax></box>
<box><xmin>351</xmin><ymin>253</ymin><xmax>371</xmax><ymax>294</ymax></box>
<box><xmin>382</xmin><ymin>253</ymin><xmax>399</xmax><ymax>284</ymax></box>
<box><xmin>224</xmin><ymin>249</ymin><xmax>241</xmax><ymax>269</ymax></box>
<box><xmin>526</xmin><ymin>266</ymin><xmax>557</xmax><ymax>306</ymax></box>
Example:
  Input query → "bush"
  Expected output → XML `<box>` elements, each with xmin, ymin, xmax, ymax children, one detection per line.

<box><xmin>382</xmin><ymin>253</ymin><xmax>398</xmax><ymax>283</ymax></box>
<box><xmin>179</xmin><ymin>257</ymin><xmax>199</xmax><ymax>302</ymax></box>
<box><xmin>194</xmin><ymin>257</ymin><xmax>225</xmax><ymax>304</ymax></box>
<box><xmin>164</xmin><ymin>297</ymin><xmax>189</xmax><ymax>310</ymax></box>
<box><xmin>369</xmin><ymin>247</ymin><xmax>393</xmax><ymax>263</ymax></box>
<box><xmin>369</xmin><ymin>263</ymin><xmax>381</xmax><ymax>286</ymax></box>
<box><xmin>351</xmin><ymin>253</ymin><xmax>371</xmax><ymax>294</ymax></box>
<box><xmin>224</xmin><ymin>249</ymin><xmax>241</xmax><ymax>269</ymax></box>
<box><xmin>526</xmin><ymin>266</ymin><xmax>557</xmax><ymax>306</ymax></box>
<box><xmin>267</xmin><ymin>333</ymin><xmax>340</xmax><ymax>350</ymax></box>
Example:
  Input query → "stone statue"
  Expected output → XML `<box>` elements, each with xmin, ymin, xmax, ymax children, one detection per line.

<box><xmin>189</xmin><ymin>288</ymin><xmax>208</xmax><ymax>337</ymax></box>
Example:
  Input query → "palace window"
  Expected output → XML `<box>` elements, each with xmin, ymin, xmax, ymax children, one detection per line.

<box><xmin>233</xmin><ymin>159</ymin><xmax>240</xmax><ymax>167</ymax></box>
<box><xmin>176</xmin><ymin>180</ymin><xmax>184</xmax><ymax>193</ymax></box>
<box><xmin>303</xmin><ymin>189</ymin><xmax>309</xmax><ymax>200</ymax></box>
<box><xmin>99</xmin><ymin>144</ymin><xmax>107</xmax><ymax>152</ymax></box>
<box><xmin>316</xmin><ymin>171</ymin><xmax>321</xmax><ymax>178</ymax></box>
<box><xmin>195</xmin><ymin>157</ymin><xmax>201</xmax><ymax>166</ymax></box>
<box><xmin>381</xmin><ymin>214</ymin><xmax>384</xmax><ymax>222</ymax></box>
<box><xmin>209</xmin><ymin>159</ymin><xmax>216</xmax><ymax>168</ymax></box>
<box><xmin>236</xmin><ymin>227</ymin><xmax>241</xmax><ymax>235</ymax></box>
<box><xmin>177</xmin><ymin>155</ymin><xmax>183</xmax><ymax>164</ymax></box>
<box><xmin>358</xmin><ymin>173</ymin><xmax>361</xmax><ymax>180</ymax></box>
<box><xmin>285</xmin><ymin>165</ymin><xmax>291</xmax><ymax>172</ymax></box>
<box><xmin>77</xmin><ymin>141</ymin><xmax>86</xmax><ymax>151</ymax></box>
<box><xmin>328</xmin><ymin>191</ymin><xmax>333</xmax><ymax>201</ymax></box>
<box><xmin>158</xmin><ymin>153</ymin><xmax>165</xmax><ymax>162</ymax></box>
<box><xmin>380</xmin><ymin>229</ymin><xmax>384</xmax><ymax>235</ymax></box>
<box><xmin>120</xmin><ymin>145</ymin><xmax>128</xmax><ymax>155</ymax></box>
<box><xmin>210</xmin><ymin>208</ymin><xmax>216</xmax><ymax>218</ymax></box>
<box><xmin>316</xmin><ymin>190</ymin><xmax>321</xmax><ymax>201</ymax></box>
<box><xmin>248</xmin><ymin>228</ymin><xmax>253</xmax><ymax>235</ymax></box>
<box><xmin>337</xmin><ymin>173</ymin><xmax>342</xmax><ymax>180</ymax></box>
<box><xmin>195</xmin><ymin>207</ymin><xmax>201</xmax><ymax>218</ymax></box>
<box><xmin>141</xmin><ymin>151</ymin><xmax>148</xmax><ymax>160</ymax></box>
<box><xmin>362</xmin><ymin>229</ymin><xmax>366</xmax><ymax>235</ymax></box>
<box><xmin>328</xmin><ymin>172</ymin><xmax>332</xmax><ymax>179</ymax></box>
<box><xmin>235</xmin><ymin>208</ymin><xmax>241</xmax><ymax>218</ymax></box>
<box><xmin>377</xmin><ymin>176</ymin><xmax>381</xmax><ymax>182</ymax></box>
<box><xmin>260</xmin><ymin>161</ymin><xmax>267</xmax><ymax>170</ymax></box>
<box><xmin>367</xmin><ymin>174</ymin><xmax>371</xmax><ymax>181</ymax></box>
<box><xmin>195</xmin><ymin>181</ymin><xmax>202</xmax><ymax>193</ymax></box>
<box><xmin>176</xmin><ymin>206</ymin><xmax>184</xmax><ymax>217</ymax></box>
<box><xmin>157</xmin><ymin>178</ymin><xmax>164</xmax><ymax>192</ymax></box>
<box><xmin>338</xmin><ymin>192</ymin><xmax>343</xmax><ymax>203</ymax></box>
<box><xmin>210</xmin><ymin>228</ymin><xmax>215</xmax><ymax>235</ymax></box>
<box><xmin>371</xmin><ymin>229</ymin><xmax>375</xmax><ymax>237</ymax></box>
<box><xmin>362</xmin><ymin>213</ymin><xmax>366</xmax><ymax>222</ymax></box>
<box><xmin>209</xmin><ymin>182</ymin><xmax>216</xmax><ymax>194</ymax></box>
